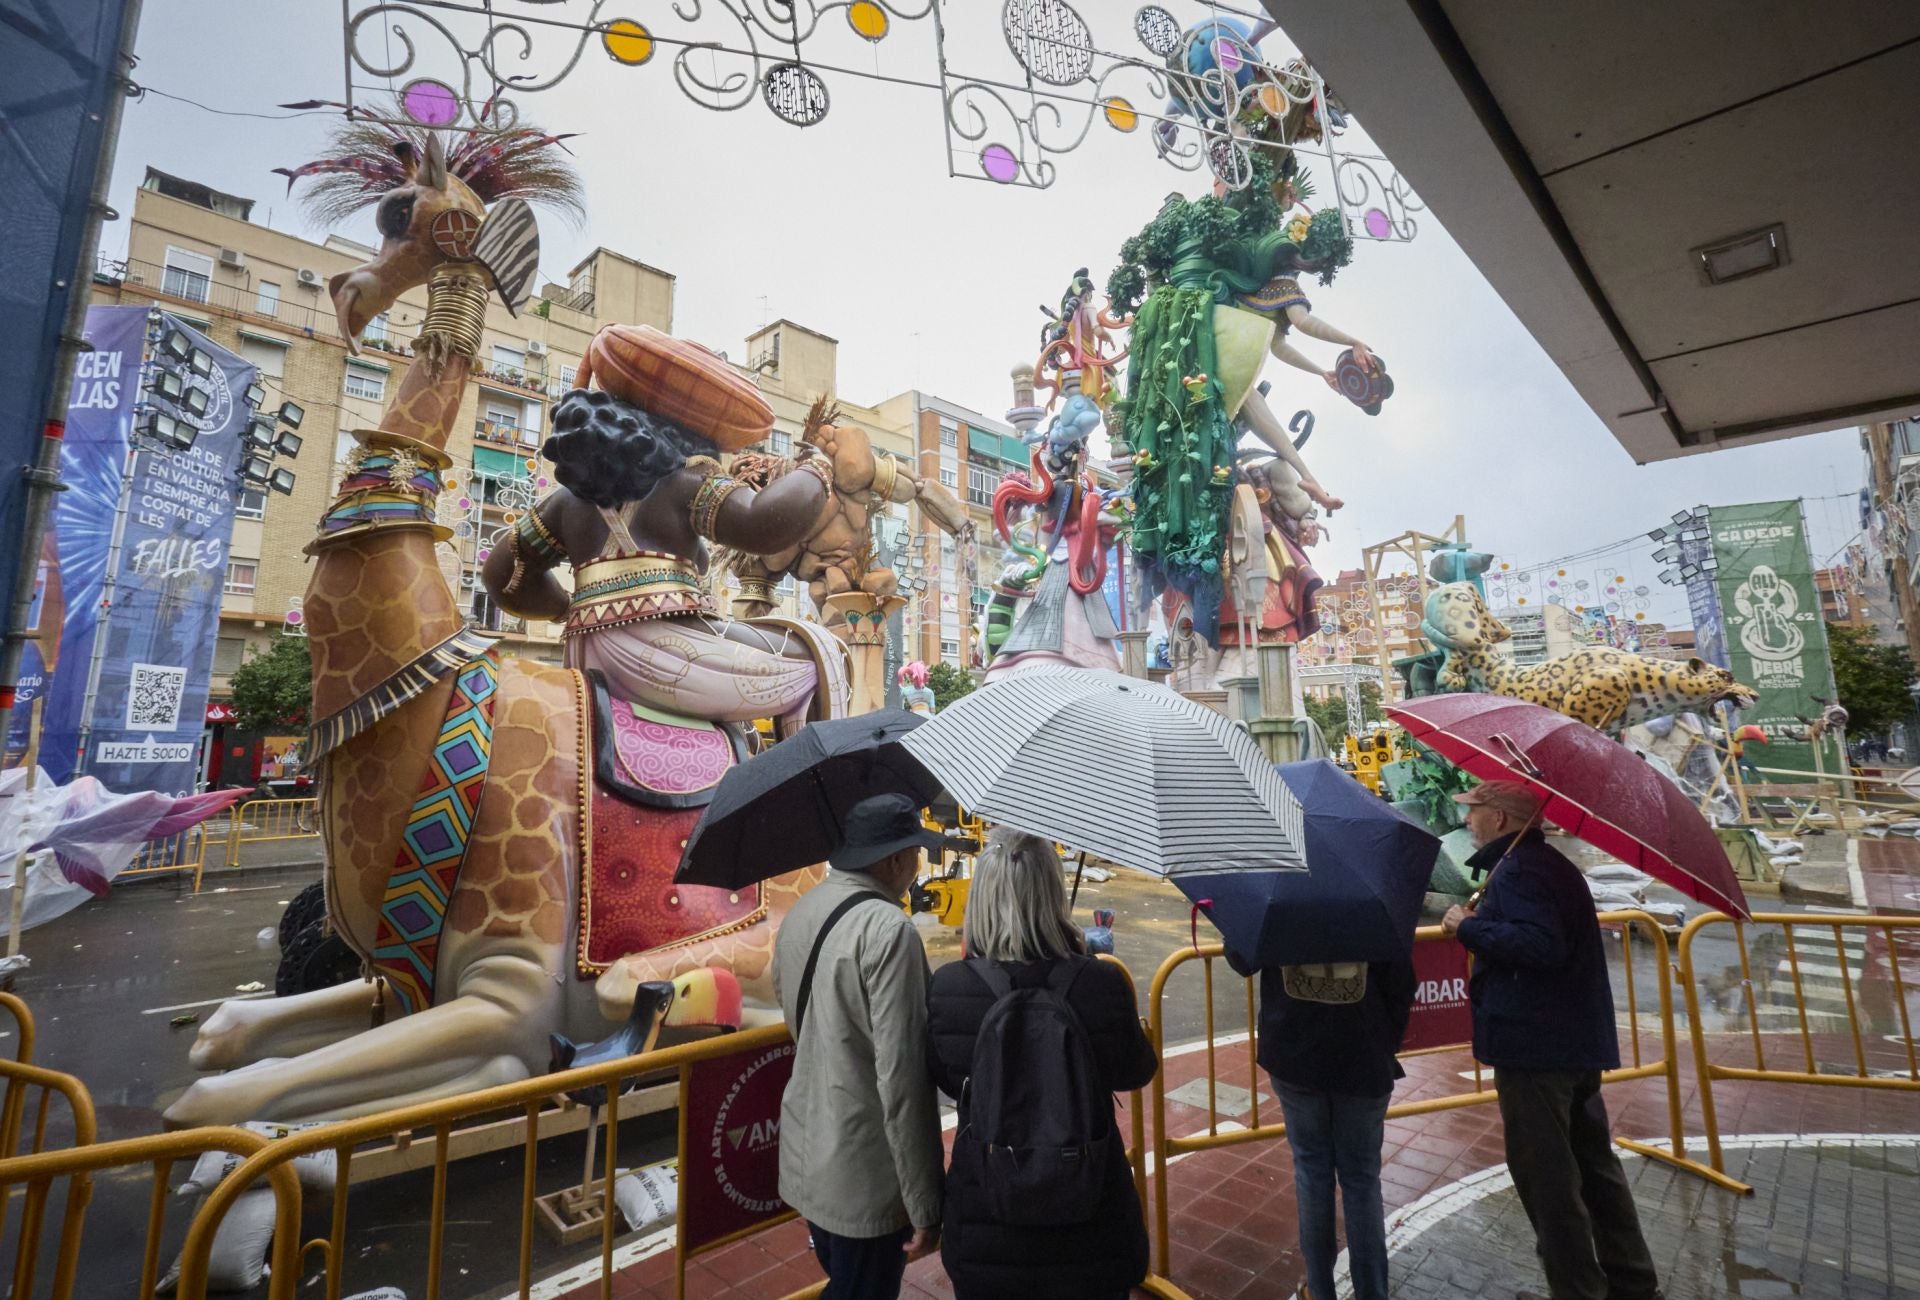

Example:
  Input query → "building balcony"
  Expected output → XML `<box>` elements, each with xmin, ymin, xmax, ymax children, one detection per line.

<box><xmin>475</xmin><ymin>417</ymin><xmax>536</xmax><ymax>448</ymax></box>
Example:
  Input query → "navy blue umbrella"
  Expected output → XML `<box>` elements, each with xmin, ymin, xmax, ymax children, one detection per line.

<box><xmin>1176</xmin><ymin>759</ymin><xmax>1439</xmax><ymax>966</ymax></box>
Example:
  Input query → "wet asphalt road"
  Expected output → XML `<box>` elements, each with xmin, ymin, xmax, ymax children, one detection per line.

<box><xmin>3</xmin><ymin>843</ymin><xmax>1871</xmax><ymax>1297</ymax></box>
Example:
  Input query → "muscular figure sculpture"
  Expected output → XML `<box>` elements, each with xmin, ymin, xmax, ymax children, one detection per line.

<box><xmin>482</xmin><ymin>389</ymin><xmax>833</xmax><ymax>730</ymax></box>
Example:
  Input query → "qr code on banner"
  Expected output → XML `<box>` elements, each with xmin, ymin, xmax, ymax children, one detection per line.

<box><xmin>126</xmin><ymin>662</ymin><xmax>188</xmax><ymax>730</ymax></box>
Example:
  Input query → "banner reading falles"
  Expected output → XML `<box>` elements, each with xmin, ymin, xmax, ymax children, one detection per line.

<box><xmin>1703</xmin><ymin>501</ymin><xmax>1841</xmax><ymax>781</ymax></box>
<box><xmin>22</xmin><ymin>307</ymin><xmax>253</xmax><ymax>795</ymax></box>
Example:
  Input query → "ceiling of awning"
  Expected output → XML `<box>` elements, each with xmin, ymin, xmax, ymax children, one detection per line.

<box><xmin>1270</xmin><ymin>0</ymin><xmax>1920</xmax><ymax>461</ymax></box>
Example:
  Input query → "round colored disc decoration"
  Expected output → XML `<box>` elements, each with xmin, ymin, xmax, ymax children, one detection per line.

<box><xmin>763</xmin><ymin>61</ymin><xmax>830</xmax><ymax>126</ymax></box>
<box><xmin>980</xmin><ymin>143</ymin><xmax>1020</xmax><ymax>183</ymax></box>
<box><xmin>399</xmin><ymin>79</ymin><xmax>460</xmax><ymax>127</ymax></box>
<box><xmin>285</xmin><ymin>609</ymin><xmax>304</xmax><ymax>625</ymax></box>
<box><xmin>1103</xmin><ymin>97</ymin><xmax>1138</xmax><ymax>132</ymax></box>
<box><xmin>1213</xmin><ymin>37</ymin><xmax>1243</xmax><ymax>75</ymax></box>
<box><xmin>848</xmin><ymin>1</ymin><xmax>888</xmax><ymax>40</ymax></box>
<box><xmin>603</xmin><ymin>18</ymin><xmax>654</xmax><ymax>65</ymax></box>
<box><xmin>1364</xmin><ymin>208</ymin><xmax>1392</xmax><ymax>239</ymax></box>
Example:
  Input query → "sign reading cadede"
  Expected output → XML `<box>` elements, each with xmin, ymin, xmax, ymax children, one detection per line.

<box><xmin>1401</xmin><ymin>937</ymin><xmax>1473</xmax><ymax>1052</ymax></box>
<box><xmin>679</xmin><ymin>1038</ymin><xmax>796</xmax><ymax>1254</ymax></box>
<box><xmin>1704</xmin><ymin>502</ymin><xmax>1841</xmax><ymax>781</ymax></box>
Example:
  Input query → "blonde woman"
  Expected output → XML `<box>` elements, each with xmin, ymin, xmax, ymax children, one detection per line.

<box><xmin>926</xmin><ymin>829</ymin><xmax>1157</xmax><ymax>1300</ymax></box>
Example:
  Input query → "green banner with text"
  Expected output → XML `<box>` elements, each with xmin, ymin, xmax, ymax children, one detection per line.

<box><xmin>1707</xmin><ymin>502</ymin><xmax>1841</xmax><ymax>783</ymax></box>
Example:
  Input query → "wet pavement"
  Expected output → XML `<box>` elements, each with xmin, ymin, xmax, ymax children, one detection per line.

<box><xmin>1365</xmin><ymin>1135</ymin><xmax>1920</xmax><ymax>1300</ymax></box>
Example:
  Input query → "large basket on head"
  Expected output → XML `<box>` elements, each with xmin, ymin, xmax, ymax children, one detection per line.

<box><xmin>576</xmin><ymin>324</ymin><xmax>774</xmax><ymax>451</ymax></box>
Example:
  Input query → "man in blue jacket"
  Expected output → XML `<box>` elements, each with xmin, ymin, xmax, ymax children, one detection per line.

<box><xmin>1441</xmin><ymin>782</ymin><xmax>1662</xmax><ymax>1300</ymax></box>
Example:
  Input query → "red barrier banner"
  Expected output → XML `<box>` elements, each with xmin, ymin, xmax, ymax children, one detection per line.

<box><xmin>1403</xmin><ymin>937</ymin><xmax>1474</xmax><ymax>1052</ymax></box>
<box><xmin>679</xmin><ymin>1038</ymin><xmax>796</xmax><ymax>1254</ymax></box>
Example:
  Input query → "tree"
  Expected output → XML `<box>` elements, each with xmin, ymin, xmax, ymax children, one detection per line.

<box><xmin>230</xmin><ymin>636</ymin><xmax>314</xmax><ymax>733</ymax></box>
<box><xmin>1302</xmin><ymin>679</ymin><xmax>1383</xmax><ymax>746</ymax></box>
<box><xmin>926</xmin><ymin>662</ymin><xmax>975</xmax><ymax>712</ymax></box>
<box><xmin>1828</xmin><ymin>623</ymin><xmax>1916</xmax><ymax>739</ymax></box>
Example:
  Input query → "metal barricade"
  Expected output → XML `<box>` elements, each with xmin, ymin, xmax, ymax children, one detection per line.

<box><xmin>0</xmin><ymin>990</ymin><xmax>94</xmax><ymax>1170</ymax></box>
<box><xmin>1144</xmin><ymin>909</ymin><xmax>1741</xmax><ymax>1276</ymax></box>
<box><xmin>0</xmin><ymin>962</ymin><xmax>1192</xmax><ymax>1300</ymax></box>
<box><xmin>0</xmin><ymin>1127</ymin><xmax>295</xmax><ymax>1299</ymax></box>
<box><xmin>121</xmin><ymin>824</ymin><xmax>211</xmax><ymax>891</ymax></box>
<box><xmin>1676</xmin><ymin>911</ymin><xmax>1920</xmax><ymax>1177</ymax></box>
<box><xmin>222</xmin><ymin>797</ymin><xmax>320</xmax><ymax>865</ymax></box>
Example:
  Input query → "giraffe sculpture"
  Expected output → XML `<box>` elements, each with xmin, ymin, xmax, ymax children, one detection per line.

<box><xmin>167</xmin><ymin>122</ymin><xmax>835</xmax><ymax>1126</ymax></box>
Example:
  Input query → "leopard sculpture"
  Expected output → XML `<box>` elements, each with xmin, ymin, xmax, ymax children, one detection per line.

<box><xmin>1421</xmin><ymin>583</ymin><xmax>1758</xmax><ymax>732</ymax></box>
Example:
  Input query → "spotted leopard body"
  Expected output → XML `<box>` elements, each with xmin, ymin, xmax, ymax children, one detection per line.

<box><xmin>1423</xmin><ymin>584</ymin><xmax>1757</xmax><ymax>733</ymax></box>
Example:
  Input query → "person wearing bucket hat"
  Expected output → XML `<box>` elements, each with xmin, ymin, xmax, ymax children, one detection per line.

<box><xmin>1442</xmin><ymin>781</ymin><xmax>1663</xmax><ymax>1300</ymax></box>
<box><xmin>774</xmin><ymin>794</ymin><xmax>954</xmax><ymax>1297</ymax></box>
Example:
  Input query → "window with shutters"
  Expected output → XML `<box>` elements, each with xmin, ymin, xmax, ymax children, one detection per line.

<box><xmin>162</xmin><ymin>246</ymin><xmax>214</xmax><ymax>303</ymax></box>
<box><xmin>344</xmin><ymin>368</ymin><xmax>385</xmax><ymax>401</ymax></box>
<box><xmin>255</xmin><ymin>281</ymin><xmax>280</xmax><ymax>316</ymax></box>
<box><xmin>214</xmin><ymin>637</ymin><xmax>246</xmax><ymax>675</ymax></box>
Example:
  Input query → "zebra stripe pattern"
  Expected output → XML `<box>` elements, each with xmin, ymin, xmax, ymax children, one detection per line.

<box><xmin>899</xmin><ymin>668</ymin><xmax>1306</xmax><ymax>878</ymax></box>
<box><xmin>471</xmin><ymin>197</ymin><xmax>540</xmax><ymax>313</ymax></box>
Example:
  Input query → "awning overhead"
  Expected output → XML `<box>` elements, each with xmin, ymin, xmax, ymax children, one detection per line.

<box><xmin>1271</xmin><ymin>0</ymin><xmax>1920</xmax><ymax>461</ymax></box>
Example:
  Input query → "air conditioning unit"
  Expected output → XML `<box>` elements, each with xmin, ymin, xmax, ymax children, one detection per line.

<box><xmin>296</xmin><ymin>268</ymin><xmax>322</xmax><ymax>289</ymax></box>
<box><xmin>219</xmin><ymin>248</ymin><xmax>245</xmax><ymax>269</ymax></box>
<box><xmin>525</xmin><ymin>339</ymin><xmax>545</xmax><ymax>355</ymax></box>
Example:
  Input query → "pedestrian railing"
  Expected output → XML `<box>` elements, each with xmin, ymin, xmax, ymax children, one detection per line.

<box><xmin>0</xmin><ymin>960</ymin><xmax>1188</xmax><ymax>1300</ymax></box>
<box><xmin>117</xmin><ymin>824</ymin><xmax>212</xmax><ymax>891</ymax></box>
<box><xmin>222</xmin><ymin>797</ymin><xmax>320</xmax><ymax>865</ymax></box>
<box><xmin>1</xmin><ymin>1127</ymin><xmax>293</xmax><ymax>1300</ymax></box>
<box><xmin>1142</xmin><ymin>909</ymin><xmax>1742</xmax><ymax>1277</ymax></box>
<box><xmin>1675</xmin><ymin>911</ymin><xmax>1920</xmax><ymax>1178</ymax></box>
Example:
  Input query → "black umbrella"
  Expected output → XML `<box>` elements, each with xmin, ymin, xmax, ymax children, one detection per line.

<box><xmin>675</xmin><ymin>709</ymin><xmax>943</xmax><ymax>890</ymax></box>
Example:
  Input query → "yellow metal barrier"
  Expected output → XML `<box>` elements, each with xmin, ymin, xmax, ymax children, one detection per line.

<box><xmin>222</xmin><ymin>796</ymin><xmax>320</xmax><ymax>864</ymax></box>
<box><xmin>121</xmin><ymin>823</ymin><xmax>211</xmax><ymax>891</ymax></box>
<box><xmin>0</xmin><ymin>1127</ymin><xmax>296</xmax><ymax>1299</ymax></box>
<box><xmin>0</xmin><ymin>960</ymin><xmax>1190</xmax><ymax>1300</ymax></box>
<box><xmin>1677</xmin><ymin>911</ymin><xmax>1920</xmax><ymax>1177</ymax></box>
<box><xmin>0</xmin><ymin>990</ymin><xmax>94</xmax><ymax>1171</ymax></box>
<box><xmin>1144</xmin><ymin>909</ymin><xmax>1743</xmax><ymax>1276</ymax></box>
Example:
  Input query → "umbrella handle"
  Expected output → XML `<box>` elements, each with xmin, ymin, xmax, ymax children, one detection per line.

<box><xmin>1189</xmin><ymin>899</ymin><xmax>1212</xmax><ymax>953</ymax></box>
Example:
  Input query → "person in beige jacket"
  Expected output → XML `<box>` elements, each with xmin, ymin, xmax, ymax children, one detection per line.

<box><xmin>775</xmin><ymin>793</ymin><xmax>947</xmax><ymax>1297</ymax></box>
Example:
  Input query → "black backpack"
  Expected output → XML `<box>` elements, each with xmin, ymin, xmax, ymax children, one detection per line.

<box><xmin>957</xmin><ymin>957</ymin><xmax>1117</xmax><ymax>1226</ymax></box>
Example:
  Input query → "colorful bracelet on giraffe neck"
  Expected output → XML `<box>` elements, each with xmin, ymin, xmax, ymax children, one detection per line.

<box><xmin>514</xmin><ymin>509</ymin><xmax>565</xmax><ymax>567</ymax></box>
<box><xmin>689</xmin><ymin>473</ymin><xmax>742</xmax><ymax>540</ymax></box>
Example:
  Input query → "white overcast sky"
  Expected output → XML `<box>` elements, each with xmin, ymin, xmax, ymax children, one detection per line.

<box><xmin>102</xmin><ymin>0</ymin><xmax>1872</xmax><ymax>625</ymax></box>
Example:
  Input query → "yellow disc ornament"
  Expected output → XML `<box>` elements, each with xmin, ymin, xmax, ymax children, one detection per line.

<box><xmin>848</xmin><ymin>1</ymin><xmax>888</xmax><ymax>40</ymax></box>
<box><xmin>603</xmin><ymin>19</ymin><xmax>654</xmax><ymax>66</ymax></box>
<box><xmin>1103</xmin><ymin>97</ymin><xmax>1138</xmax><ymax>132</ymax></box>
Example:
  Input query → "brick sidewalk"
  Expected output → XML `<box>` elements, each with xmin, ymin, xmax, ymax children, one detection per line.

<box><xmin>555</xmin><ymin>1031</ymin><xmax>1919</xmax><ymax>1300</ymax></box>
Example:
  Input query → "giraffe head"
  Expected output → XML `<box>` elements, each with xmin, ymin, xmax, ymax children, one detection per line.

<box><xmin>329</xmin><ymin>133</ymin><xmax>487</xmax><ymax>347</ymax></box>
<box><xmin>277</xmin><ymin>104</ymin><xmax>582</xmax><ymax>351</ymax></box>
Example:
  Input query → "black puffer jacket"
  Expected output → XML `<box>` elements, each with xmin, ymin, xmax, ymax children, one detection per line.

<box><xmin>926</xmin><ymin>957</ymin><xmax>1159</xmax><ymax>1300</ymax></box>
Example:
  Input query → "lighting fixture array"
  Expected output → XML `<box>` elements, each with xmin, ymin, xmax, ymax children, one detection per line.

<box><xmin>143</xmin><ymin>318</ymin><xmax>305</xmax><ymax>496</ymax></box>
<box><xmin>1646</xmin><ymin>506</ymin><xmax>1716</xmax><ymax>586</ymax></box>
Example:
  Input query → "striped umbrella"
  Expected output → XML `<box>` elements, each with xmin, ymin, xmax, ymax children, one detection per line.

<box><xmin>898</xmin><ymin>669</ymin><xmax>1307</xmax><ymax>878</ymax></box>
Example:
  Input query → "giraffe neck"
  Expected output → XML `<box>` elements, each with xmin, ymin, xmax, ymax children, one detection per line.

<box><xmin>306</xmin><ymin>267</ymin><xmax>487</xmax><ymax>721</ymax></box>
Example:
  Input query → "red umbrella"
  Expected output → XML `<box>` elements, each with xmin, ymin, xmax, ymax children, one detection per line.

<box><xmin>1386</xmin><ymin>693</ymin><xmax>1750</xmax><ymax>919</ymax></box>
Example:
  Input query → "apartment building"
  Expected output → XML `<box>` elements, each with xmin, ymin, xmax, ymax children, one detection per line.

<box><xmin>870</xmin><ymin>391</ymin><xmax>1031</xmax><ymax>668</ymax></box>
<box><xmin>95</xmin><ymin>169</ymin><xmax>924</xmax><ymax>756</ymax></box>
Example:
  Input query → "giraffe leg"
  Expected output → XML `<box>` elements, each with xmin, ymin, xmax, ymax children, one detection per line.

<box><xmin>162</xmin><ymin>956</ymin><xmax>556</xmax><ymax>1127</ymax></box>
<box><xmin>187</xmin><ymin>979</ymin><xmax>398</xmax><ymax>1072</ymax></box>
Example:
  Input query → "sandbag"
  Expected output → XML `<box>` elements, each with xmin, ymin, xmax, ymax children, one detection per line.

<box><xmin>178</xmin><ymin>1121</ymin><xmax>337</xmax><ymax>1195</ymax></box>
<box><xmin>155</xmin><ymin>1186</ymin><xmax>277</xmax><ymax>1294</ymax></box>
<box><xmin>613</xmin><ymin>1161</ymin><xmax>679</xmax><ymax>1233</ymax></box>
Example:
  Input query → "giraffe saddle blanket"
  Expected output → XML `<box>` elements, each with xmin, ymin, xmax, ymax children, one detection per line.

<box><xmin>580</xmin><ymin>671</ymin><xmax>762</xmax><ymax>974</ymax></box>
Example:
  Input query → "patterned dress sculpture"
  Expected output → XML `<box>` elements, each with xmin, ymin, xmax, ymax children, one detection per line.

<box><xmin>169</xmin><ymin>115</ymin><xmax>845</xmax><ymax>1125</ymax></box>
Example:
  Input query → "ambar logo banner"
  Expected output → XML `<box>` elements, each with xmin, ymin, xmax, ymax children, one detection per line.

<box><xmin>681</xmin><ymin>1040</ymin><xmax>796</xmax><ymax>1253</ymax></box>
<box><xmin>1402</xmin><ymin>937</ymin><xmax>1473</xmax><ymax>1052</ymax></box>
<box><xmin>1706</xmin><ymin>502</ymin><xmax>1841</xmax><ymax>782</ymax></box>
